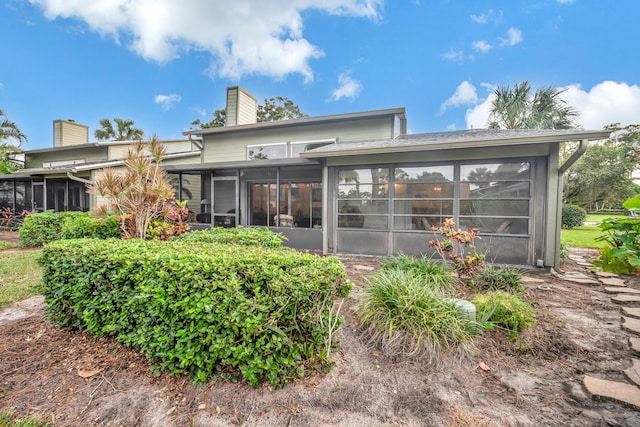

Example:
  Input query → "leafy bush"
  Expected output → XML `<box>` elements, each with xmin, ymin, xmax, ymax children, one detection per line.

<box><xmin>380</xmin><ymin>254</ymin><xmax>456</xmax><ymax>294</ymax></box>
<box><xmin>429</xmin><ymin>218</ymin><xmax>484</xmax><ymax>278</ymax></box>
<box><xmin>38</xmin><ymin>239</ymin><xmax>350</xmax><ymax>386</ymax></box>
<box><xmin>473</xmin><ymin>264</ymin><xmax>523</xmax><ymax>294</ymax></box>
<box><xmin>61</xmin><ymin>214</ymin><xmax>121</xmax><ymax>240</ymax></box>
<box><xmin>592</xmin><ymin>217</ymin><xmax>640</xmax><ymax>274</ymax></box>
<box><xmin>175</xmin><ymin>226</ymin><xmax>286</xmax><ymax>249</ymax></box>
<box><xmin>561</xmin><ymin>204</ymin><xmax>587</xmax><ymax>229</ymax></box>
<box><xmin>356</xmin><ymin>268</ymin><xmax>475</xmax><ymax>358</ymax></box>
<box><xmin>472</xmin><ymin>291</ymin><xmax>535</xmax><ymax>341</ymax></box>
<box><xmin>559</xmin><ymin>241</ymin><xmax>570</xmax><ymax>259</ymax></box>
<box><xmin>19</xmin><ymin>211</ymin><xmax>87</xmax><ymax>247</ymax></box>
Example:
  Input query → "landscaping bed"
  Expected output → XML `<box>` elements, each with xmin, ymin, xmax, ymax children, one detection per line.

<box><xmin>1</xmin><ymin>246</ymin><xmax>640</xmax><ymax>426</ymax></box>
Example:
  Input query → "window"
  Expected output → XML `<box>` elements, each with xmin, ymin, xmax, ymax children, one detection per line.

<box><xmin>249</xmin><ymin>181</ymin><xmax>322</xmax><ymax>228</ymax></box>
<box><xmin>246</xmin><ymin>143</ymin><xmax>287</xmax><ymax>160</ymax></box>
<box><xmin>337</xmin><ymin>168</ymin><xmax>389</xmax><ymax>229</ymax></box>
<box><xmin>393</xmin><ymin>166</ymin><xmax>454</xmax><ymax>230</ymax></box>
<box><xmin>335</xmin><ymin>161</ymin><xmax>532</xmax><ymax>235</ymax></box>
<box><xmin>247</xmin><ymin>139</ymin><xmax>335</xmax><ymax>160</ymax></box>
<box><xmin>459</xmin><ymin>162</ymin><xmax>530</xmax><ymax>235</ymax></box>
<box><xmin>290</xmin><ymin>139</ymin><xmax>335</xmax><ymax>157</ymax></box>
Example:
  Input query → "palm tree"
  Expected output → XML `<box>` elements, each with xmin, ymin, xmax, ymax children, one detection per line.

<box><xmin>0</xmin><ymin>109</ymin><xmax>27</xmax><ymax>174</ymax></box>
<box><xmin>487</xmin><ymin>81</ymin><xmax>579</xmax><ymax>130</ymax></box>
<box><xmin>95</xmin><ymin>117</ymin><xmax>144</xmax><ymax>141</ymax></box>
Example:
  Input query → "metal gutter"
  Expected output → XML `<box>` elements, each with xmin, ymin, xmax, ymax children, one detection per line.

<box><xmin>558</xmin><ymin>139</ymin><xmax>588</xmax><ymax>173</ymax></box>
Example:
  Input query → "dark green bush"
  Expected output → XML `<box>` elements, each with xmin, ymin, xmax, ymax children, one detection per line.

<box><xmin>61</xmin><ymin>214</ymin><xmax>121</xmax><ymax>240</ymax></box>
<box><xmin>175</xmin><ymin>226</ymin><xmax>286</xmax><ymax>248</ymax></box>
<box><xmin>19</xmin><ymin>211</ymin><xmax>87</xmax><ymax>247</ymax></box>
<box><xmin>38</xmin><ymin>239</ymin><xmax>351</xmax><ymax>386</ymax></box>
<box><xmin>561</xmin><ymin>204</ymin><xmax>587</xmax><ymax>229</ymax></box>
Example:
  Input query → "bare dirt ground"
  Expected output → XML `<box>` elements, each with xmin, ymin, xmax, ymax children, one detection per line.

<box><xmin>1</xmin><ymin>233</ymin><xmax>640</xmax><ymax>426</ymax></box>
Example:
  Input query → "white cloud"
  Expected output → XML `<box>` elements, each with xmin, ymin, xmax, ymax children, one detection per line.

<box><xmin>470</xmin><ymin>9</ymin><xmax>503</xmax><ymax>24</ymax></box>
<box><xmin>562</xmin><ymin>81</ymin><xmax>640</xmax><ymax>129</ymax></box>
<box><xmin>557</xmin><ymin>0</ymin><xmax>575</xmax><ymax>4</ymax></box>
<box><xmin>441</xmin><ymin>81</ymin><xmax>479</xmax><ymax>112</ymax></box>
<box><xmin>329</xmin><ymin>73</ymin><xmax>363</xmax><ymax>101</ymax></box>
<box><xmin>28</xmin><ymin>0</ymin><xmax>383</xmax><ymax>82</ymax></box>
<box><xmin>0</xmin><ymin>82</ymin><xmax>4</xmax><ymax>90</ymax></box>
<box><xmin>441</xmin><ymin>49</ymin><xmax>474</xmax><ymax>63</ymax></box>
<box><xmin>498</xmin><ymin>27</ymin><xmax>523</xmax><ymax>47</ymax></box>
<box><xmin>472</xmin><ymin>40</ymin><xmax>492</xmax><ymax>53</ymax></box>
<box><xmin>154</xmin><ymin>93</ymin><xmax>182</xmax><ymax>111</ymax></box>
<box><xmin>464</xmin><ymin>81</ymin><xmax>640</xmax><ymax>130</ymax></box>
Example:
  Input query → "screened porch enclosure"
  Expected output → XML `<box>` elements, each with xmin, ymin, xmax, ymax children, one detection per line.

<box><xmin>330</xmin><ymin>158</ymin><xmax>545</xmax><ymax>266</ymax></box>
<box><xmin>0</xmin><ymin>178</ymin><xmax>89</xmax><ymax>213</ymax></box>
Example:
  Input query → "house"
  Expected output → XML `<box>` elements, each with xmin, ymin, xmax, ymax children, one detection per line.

<box><xmin>0</xmin><ymin>119</ymin><xmax>201</xmax><ymax>214</ymax></box>
<box><xmin>0</xmin><ymin>86</ymin><xmax>610</xmax><ymax>268</ymax></box>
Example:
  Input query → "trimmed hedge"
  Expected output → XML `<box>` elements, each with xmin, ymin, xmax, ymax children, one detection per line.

<box><xmin>20</xmin><ymin>211</ymin><xmax>87</xmax><ymax>247</ymax></box>
<box><xmin>20</xmin><ymin>211</ymin><xmax>120</xmax><ymax>247</ymax></box>
<box><xmin>175</xmin><ymin>226</ymin><xmax>286</xmax><ymax>248</ymax></box>
<box><xmin>61</xmin><ymin>214</ymin><xmax>121</xmax><ymax>240</ymax></box>
<box><xmin>38</xmin><ymin>239</ymin><xmax>351</xmax><ymax>386</ymax></box>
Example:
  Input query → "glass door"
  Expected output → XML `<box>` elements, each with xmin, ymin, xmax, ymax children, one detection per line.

<box><xmin>212</xmin><ymin>176</ymin><xmax>238</xmax><ymax>227</ymax></box>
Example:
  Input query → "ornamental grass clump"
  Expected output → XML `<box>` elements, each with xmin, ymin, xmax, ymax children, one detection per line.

<box><xmin>356</xmin><ymin>268</ymin><xmax>476</xmax><ymax>359</ymax></box>
<box><xmin>380</xmin><ymin>253</ymin><xmax>456</xmax><ymax>294</ymax></box>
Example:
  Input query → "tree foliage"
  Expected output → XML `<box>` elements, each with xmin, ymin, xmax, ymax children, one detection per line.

<box><xmin>487</xmin><ymin>81</ymin><xmax>579</xmax><ymax>130</ymax></box>
<box><xmin>564</xmin><ymin>123</ymin><xmax>640</xmax><ymax>210</ymax></box>
<box><xmin>91</xmin><ymin>136</ymin><xmax>188</xmax><ymax>240</ymax></box>
<box><xmin>191</xmin><ymin>97</ymin><xmax>307</xmax><ymax>129</ymax></box>
<box><xmin>94</xmin><ymin>117</ymin><xmax>144</xmax><ymax>141</ymax></box>
<box><xmin>0</xmin><ymin>108</ymin><xmax>27</xmax><ymax>174</ymax></box>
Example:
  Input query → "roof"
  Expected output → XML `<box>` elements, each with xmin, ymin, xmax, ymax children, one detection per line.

<box><xmin>182</xmin><ymin>107</ymin><xmax>407</xmax><ymax>137</ymax></box>
<box><xmin>0</xmin><ymin>151</ymin><xmax>201</xmax><ymax>179</ymax></box>
<box><xmin>24</xmin><ymin>139</ymin><xmax>192</xmax><ymax>155</ymax></box>
<box><xmin>300</xmin><ymin>128</ymin><xmax>612</xmax><ymax>158</ymax></box>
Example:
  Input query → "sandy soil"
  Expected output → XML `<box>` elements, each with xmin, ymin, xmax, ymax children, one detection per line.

<box><xmin>1</xmin><ymin>236</ymin><xmax>640</xmax><ymax>426</ymax></box>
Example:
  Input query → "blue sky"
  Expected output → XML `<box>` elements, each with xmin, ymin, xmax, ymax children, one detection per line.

<box><xmin>2</xmin><ymin>0</ymin><xmax>639</xmax><ymax>150</ymax></box>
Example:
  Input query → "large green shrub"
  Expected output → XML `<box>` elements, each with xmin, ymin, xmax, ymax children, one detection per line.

<box><xmin>19</xmin><ymin>211</ymin><xmax>87</xmax><ymax>247</ymax></box>
<box><xmin>38</xmin><ymin>239</ymin><xmax>350</xmax><ymax>386</ymax></box>
<box><xmin>472</xmin><ymin>291</ymin><xmax>535</xmax><ymax>341</ymax></box>
<box><xmin>592</xmin><ymin>217</ymin><xmax>640</xmax><ymax>274</ymax></box>
<box><xmin>356</xmin><ymin>268</ymin><xmax>475</xmax><ymax>357</ymax></box>
<box><xmin>61</xmin><ymin>214</ymin><xmax>121</xmax><ymax>240</ymax></box>
<box><xmin>561</xmin><ymin>204</ymin><xmax>587</xmax><ymax>229</ymax></box>
<box><xmin>175</xmin><ymin>226</ymin><xmax>286</xmax><ymax>249</ymax></box>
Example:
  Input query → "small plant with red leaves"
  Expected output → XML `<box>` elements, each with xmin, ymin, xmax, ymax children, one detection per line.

<box><xmin>429</xmin><ymin>218</ymin><xmax>484</xmax><ymax>278</ymax></box>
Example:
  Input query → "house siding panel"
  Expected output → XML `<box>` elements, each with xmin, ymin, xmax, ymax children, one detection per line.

<box><xmin>202</xmin><ymin>116</ymin><xmax>395</xmax><ymax>163</ymax></box>
<box><xmin>26</xmin><ymin>147</ymin><xmax>108</xmax><ymax>169</ymax></box>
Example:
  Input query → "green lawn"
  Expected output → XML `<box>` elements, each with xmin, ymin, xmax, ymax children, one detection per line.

<box><xmin>0</xmin><ymin>249</ymin><xmax>43</xmax><ymax>308</ymax></box>
<box><xmin>585</xmin><ymin>214</ymin><xmax>628</xmax><ymax>223</ymax></box>
<box><xmin>561</xmin><ymin>225</ymin><xmax>607</xmax><ymax>249</ymax></box>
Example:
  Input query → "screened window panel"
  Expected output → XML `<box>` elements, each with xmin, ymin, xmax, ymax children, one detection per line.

<box><xmin>461</xmin><ymin>162</ymin><xmax>530</xmax><ymax>181</ymax></box>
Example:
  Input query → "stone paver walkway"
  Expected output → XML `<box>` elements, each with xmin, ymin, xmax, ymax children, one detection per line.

<box><xmin>561</xmin><ymin>248</ymin><xmax>640</xmax><ymax>410</ymax></box>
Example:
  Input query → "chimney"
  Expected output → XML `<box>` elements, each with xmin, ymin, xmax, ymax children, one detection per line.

<box><xmin>53</xmin><ymin>119</ymin><xmax>89</xmax><ymax>147</ymax></box>
<box><xmin>225</xmin><ymin>86</ymin><xmax>257</xmax><ymax>126</ymax></box>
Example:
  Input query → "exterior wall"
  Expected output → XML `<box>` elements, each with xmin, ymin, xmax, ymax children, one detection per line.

<box><xmin>53</xmin><ymin>120</ymin><xmax>89</xmax><ymax>147</ymax></box>
<box><xmin>202</xmin><ymin>116</ymin><xmax>396</xmax><ymax>163</ymax></box>
<box><xmin>107</xmin><ymin>140</ymin><xmax>196</xmax><ymax>160</ymax></box>
<box><xmin>25</xmin><ymin>146</ymin><xmax>108</xmax><ymax>169</ymax></box>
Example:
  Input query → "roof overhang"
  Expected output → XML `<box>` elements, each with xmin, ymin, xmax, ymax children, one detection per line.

<box><xmin>300</xmin><ymin>129</ymin><xmax>612</xmax><ymax>158</ymax></box>
<box><xmin>183</xmin><ymin>108</ymin><xmax>407</xmax><ymax>137</ymax></box>
<box><xmin>162</xmin><ymin>157</ymin><xmax>321</xmax><ymax>173</ymax></box>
